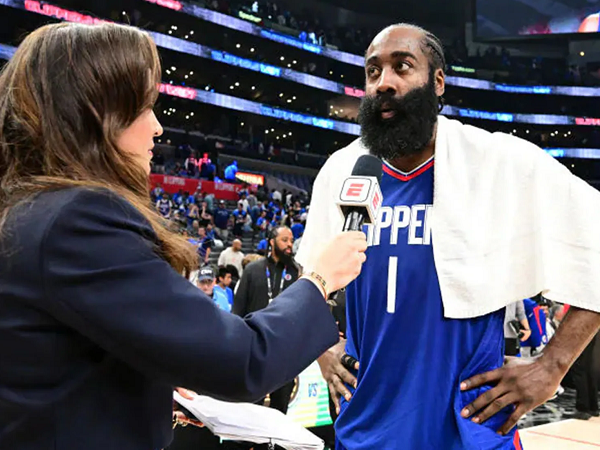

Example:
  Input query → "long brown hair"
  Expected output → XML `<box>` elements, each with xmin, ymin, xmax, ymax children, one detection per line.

<box><xmin>0</xmin><ymin>22</ymin><xmax>198</xmax><ymax>273</ymax></box>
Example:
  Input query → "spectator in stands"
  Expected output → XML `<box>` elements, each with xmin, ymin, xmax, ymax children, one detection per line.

<box><xmin>187</xmin><ymin>219</ymin><xmax>201</xmax><ymax>238</ymax></box>
<box><xmin>187</xmin><ymin>202</ymin><xmax>200</xmax><ymax>226</ymax></box>
<box><xmin>290</xmin><ymin>218</ymin><xmax>305</xmax><ymax>241</ymax></box>
<box><xmin>214</xmin><ymin>267</ymin><xmax>233</xmax><ymax>312</ymax></box>
<box><xmin>238</xmin><ymin>193</ymin><xmax>250</xmax><ymax>212</ymax></box>
<box><xmin>218</xmin><ymin>239</ymin><xmax>245</xmax><ymax>276</ymax></box>
<box><xmin>206</xmin><ymin>223</ymin><xmax>223</xmax><ymax>248</ymax></box>
<box><xmin>197</xmin><ymin>226</ymin><xmax>214</xmax><ymax>266</ymax></box>
<box><xmin>232</xmin><ymin>203</ymin><xmax>247</xmax><ymax>238</ymax></box>
<box><xmin>172</xmin><ymin>189</ymin><xmax>184</xmax><ymax>206</ymax></box>
<box><xmin>247</xmin><ymin>191</ymin><xmax>258</xmax><ymax>210</ymax></box>
<box><xmin>184</xmin><ymin>151</ymin><xmax>197</xmax><ymax>177</ymax></box>
<box><xmin>195</xmin><ymin>266</ymin><xmax>215</xmax><ymax>296</ymax></box>
<box><xmin>224</xmin><ymin>160</ymin><xmax>238</xmax><ymax>181</ymax></box>
<box><xmin>156</xmin><ymin>192</ymin><xmax>172</xmax><ymax>218</ymax></box>
<box><xmin>204</xmin><ymin>191</ymin><xmax>215</xmax><ymax>211</ymax></box>
<box><xmin>152</xmin><ymin>183</ymin><xmax>164</xmax><ymax>200</ymax></box>
<box><xmin>271</xmin><ymin>188</ymin><xmax>282</xmax><ymax>202</ymax></box>
<box><xmin>233</xmin><ymin>226</ymin><xmax>300</xmax><ymax>415</ymax></box>
<box><xmin>214</xmin><ymin>200</ymin><xmax>231</xmax><ymax>241</ymax></box>
<box><xmin>256</xmin><ymin>237</ymin><xmax>269</xmax><ymax>256</ymax></box>
<box><xmin>198</xmin><ymin>201</ymin><xmax>213</xmax><ymax>228</ymax></box>
<box><xmin>225</xmin><ymin>264</ymin><xmax>241</xmax><ymax>297</ymax></box>
<box><xmin>257</xmin><ymin>210</ymin><xmax>269</xmax><ymax>240</ymax></box>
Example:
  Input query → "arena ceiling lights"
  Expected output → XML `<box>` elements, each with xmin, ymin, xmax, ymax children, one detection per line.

<box><xmin>141</xmin><ymin>0</ymin><xmax>600</xmax><ymax>98</ymax></box>
<box><xmin>3</xmin><ymin>0</ymin><xmax>598</xmax><ymax>99</ymax></box>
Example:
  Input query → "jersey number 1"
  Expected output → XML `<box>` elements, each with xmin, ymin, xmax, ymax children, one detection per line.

<box><xmin>387</xmin><ymin>256</ymin><xmax>398</xmax><ymax>314</ymax></box>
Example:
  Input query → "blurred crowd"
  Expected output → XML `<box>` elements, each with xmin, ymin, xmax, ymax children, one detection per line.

<box><xmin>150</xmin><ymin>179</ymin><xmax>309</xmax><ymax>293</ymax></box>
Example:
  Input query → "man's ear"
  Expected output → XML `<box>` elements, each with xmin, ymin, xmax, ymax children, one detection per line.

<box><xmin>435</xmin><ymin>68</ymin><xmax>445</xmax><ymax>98</ymax></box>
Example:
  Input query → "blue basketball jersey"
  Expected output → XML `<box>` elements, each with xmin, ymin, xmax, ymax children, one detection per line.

<box><xmin>336</xmin><ymin>158</ymin><xmax>522</xmax><ymax>450</ymax></box>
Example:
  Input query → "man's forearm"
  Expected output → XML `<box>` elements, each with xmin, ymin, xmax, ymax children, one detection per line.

<box><xmin>539</xmin><ymin>306</ymin><xmax>600</xmax><ymax>376</ymax></box>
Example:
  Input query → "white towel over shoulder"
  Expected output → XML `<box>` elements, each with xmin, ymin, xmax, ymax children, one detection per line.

<box><xmin>296</xmin><ymin>116</ymin><xmax>600</xmax><ymax>319</ymax></box>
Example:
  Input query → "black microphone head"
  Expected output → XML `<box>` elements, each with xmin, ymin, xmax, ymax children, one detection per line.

<box><xmin>351</xmin><ymin>155</ymin><xmax>382</xmax><ymax>183</ymax></box>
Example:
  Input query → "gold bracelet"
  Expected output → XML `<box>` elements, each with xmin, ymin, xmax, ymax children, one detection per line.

<box><xmin>302</xmin><ymin>272</ymin><xmax>328</xmax><ymax>299</ymax></box>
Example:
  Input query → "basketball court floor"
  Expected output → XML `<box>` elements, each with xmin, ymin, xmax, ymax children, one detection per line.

<box><xmin>518</xmin><ymin>388</ymin><xmax>599</xmax><ymax>449</ymax></box>
<box><xmin>520</xmin><ymin>418</ymin><xmax>600</xmax><ymax>449</ymax></box>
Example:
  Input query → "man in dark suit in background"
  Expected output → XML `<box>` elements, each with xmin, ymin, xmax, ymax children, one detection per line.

<box><xmin>233</xmin><ymin>226</ymin><xmax>300</xmax><ymax>414</ymax></box>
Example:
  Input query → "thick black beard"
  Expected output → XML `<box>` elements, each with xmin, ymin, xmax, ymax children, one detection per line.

<box><xmin>272</xmin><ymin>243</ymin><xmax>293</xmax><ymax>266</ymax></box>
<box><xmin>357</xmin><ymin>71</ymin><xmax>439</xmax><ymax>161</ymax></box>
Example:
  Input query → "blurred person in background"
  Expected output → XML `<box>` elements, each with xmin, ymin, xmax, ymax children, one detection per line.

<box><xmin>224</xmin><ymin>160</ymin><xmax>238</xmax><ymax>181</ymax></box>
<box><xmin>233</xmin><ymin>226</ymin><xmax>299</xmax><ymax>415</ymax></box>
<box><xmin>271</xmin><ymin>188</ymin><xmax>282</xmax><ymax>203</ymax></box>
<box><xmin>256</xmin><ymin>237</ymin><xmax>269</xmax><ymax>256</ymax></box>
<box><xmin>238</xmin><ymin>193</ymin><xmax>250</xmax><ymax>212</ymax></box>
<box><xmin>0</xmin><ymin>22</ymin><xmax>369</xmax><ymax>450</ymax></box>
<box><xmin>198</xmin><ymin>200</ymin><xmax>213</xmax><ymax>228</ymax></box>
<box><xmin>225</xmin><ymin>264</ymin><xmax>241</xmax><ymax>294</ymax></box>
<box><xmin>152</xmin><ymin>183</ymin><xmax>164</xmax><ymax>200</ymax></box>
<box><xmin>215</xmin><ymin>266</ymin><xmax>235</xmax><ymax>310</ymax></box>
<box><xmin>156</xmin><ymin>192</ymin><xmax>172</xmax><ymax>218</ymax></box>
<box><xmin>256</xmin><ymin>210</ymin><xmax>269</xmax><ymax>240</ymax></box>
<box><xmin>196</xmin><ymin>226</ymin><xmax>214</xmax><ymax>266</ymax></box>
<box><xmin>213</xmin><ymin>200</ymin><xmax>231</xmax><ymax>239</ymax></box>
<box><xmin>290</xmin><ymin>217</ymin><xmax>305</xmax><ymax>241</ymax></box>
<box><xmin>196</xmin><ymin>267</ymin><xmax>230</xmax><ymax>312</ymax></box>
<box><xmin>186</xmin><ymin>202</ymin><xmax>200</xmax><ymax>227</ymax></box>
<box><xmin>206</xmin><ymin>223</ymin><xmax>223</xmax><ymax>249</ymax></box>
<box><xmin>204</xmin><ymin>191</ymin><xmax>215</xmax><ymax>211</ymax></box>
<box><xmin>233</xmin><ymin>203</ymin><xmax>247</xmax><ymax>238</ymax></box>
<box><xmin>521</xmin><ymin>297</ymin><xmax>550</xmax><ymax>357</ymax></box>
<box><xmin>187</xmin><ymin>219</ymin><xmax>201</xmax><ymax>239</ymax></box>
<box><xmin>218</xmin><ymin>239</ymin><xmax>245</xmax><ymax>276</ymax></box>
<box><xmin>504</xmin><ymin>300</ymin><xmax>531</xmax><ymax>357</ymax></box>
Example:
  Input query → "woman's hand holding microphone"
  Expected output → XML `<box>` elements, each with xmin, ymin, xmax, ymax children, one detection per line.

<box><xmin>301</xmin><ymin>231</ymin><xmax>368</xmax><ymax>299</ymax></box>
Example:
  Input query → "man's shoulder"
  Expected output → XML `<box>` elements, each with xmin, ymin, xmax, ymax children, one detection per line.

<box><xmin>444</xmin><ymin>116</ymin><xmax>543</xmax><ymax>157</ymax></box>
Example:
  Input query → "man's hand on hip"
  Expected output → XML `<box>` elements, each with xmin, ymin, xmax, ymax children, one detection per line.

<box><xmin>460</xmin><ymin>356</ymin><xmax>561</xmax><ymax>435</ymax></box>
<box><xmin>317</xmin><ymin>338</ymin><xmax>359</xmax><ymax>414</ymax></box>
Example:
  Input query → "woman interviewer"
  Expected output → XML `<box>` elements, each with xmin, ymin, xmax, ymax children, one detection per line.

<box><xmin>0</xmin><ymin>23</ymin><xmax>367</xmax><ymax>450</ymax></box>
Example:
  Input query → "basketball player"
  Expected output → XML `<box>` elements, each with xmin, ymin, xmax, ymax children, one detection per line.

<box><xmin>297</xmin><ymin>24</ymin><xmax>600</xmax><ymax>449</ymax></box>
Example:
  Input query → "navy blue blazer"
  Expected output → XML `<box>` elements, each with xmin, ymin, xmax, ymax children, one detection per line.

<box><xmin>0</xmin><ymin>188</ymin><xmax>338</xmax><ymax>450</ymax></box>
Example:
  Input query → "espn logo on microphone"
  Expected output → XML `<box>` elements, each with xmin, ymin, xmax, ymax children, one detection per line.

<box><xmin>337</xmin><ymin>176</ymin><xmax>383</xmax><ymax>225</ymax></box>
<box><xmin>340</xmin><ymin>179</ymin><xmax>371</xmax><ymax>202</ymax></box>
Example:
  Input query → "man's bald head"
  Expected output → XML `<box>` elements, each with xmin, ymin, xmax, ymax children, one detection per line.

<box><xmin>368</xmin><ymin>24</ymin><xmax>446</xmax><ymax>74</ymax></box>
<box><xmin>232</xmin><ymin>239</ymin><xmax>242</xmax><ymax>252</ymax></box>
